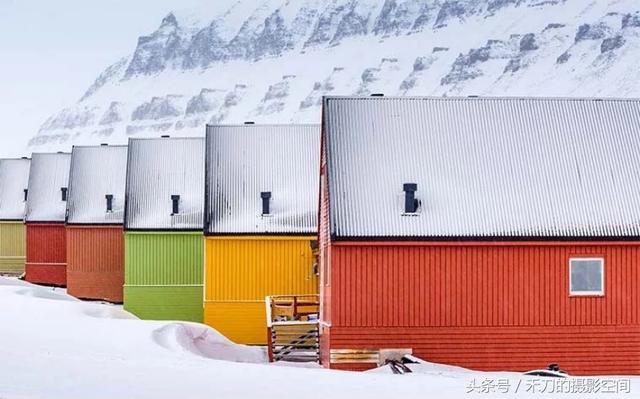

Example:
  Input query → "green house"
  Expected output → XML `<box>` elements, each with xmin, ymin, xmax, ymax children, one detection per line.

<box><xmin>123</xmin><ymin>137</ymin><xmax>204</xmax><ymax>322</ymax></box>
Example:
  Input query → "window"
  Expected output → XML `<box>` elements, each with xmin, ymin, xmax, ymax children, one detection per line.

<box><xmin>569</xmin><ymin>258</ymin><xmax>604</xmax><ymax>296</ymax></box>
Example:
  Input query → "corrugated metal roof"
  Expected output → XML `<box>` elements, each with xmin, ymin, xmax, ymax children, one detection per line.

<box><xmin>205</xmin><ymin>124</ymin><xmax>320</xmax><ymax>235</ymax></box>
<box><xmin>25</xmin><ymin>153</ymin><xmax>71</xmax><ymax>223</ymax></box>
<box><xmin>0</xmin><ymin>158</ymin><xmax>30</xmax><ymax>221</ymax></box>
<box><xmin>66</xmin><ymin>145</ymin><xmax>128</xmax><ymax>225</ymax></box>
<box><xmin>323</xmin><ymin>96</ymin><xmax>640</xmax><ymax>239</ymax></box>
<box><xmin>125</xmin><ymin>137</ymin><xmax>204</xmax><ymax>231</ymax></box>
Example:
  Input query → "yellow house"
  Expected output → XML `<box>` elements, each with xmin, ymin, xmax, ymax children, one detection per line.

<box><xmin>0</xmin><ymin>158</ymin><xmax>30</xmax><ymax>274</ymax></box>
<box><xmin>204</xmin><ymin>124</ymin><xmax>320</xmax><ymax>344</ymax></box>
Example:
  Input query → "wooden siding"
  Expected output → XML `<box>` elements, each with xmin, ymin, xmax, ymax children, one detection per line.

<box><xmin>204</xmin><ymin>236</ymin><xmax>318</xmax><ymax>344</ymax></box>
<box><xmin>204</xmin><ymin>302</ymin><xmax>268</xmax><ymax>344</ymax></box>
<box><xmin>321</xmin><ymin>242</ymin><xmax>640</xmax><ymax>375</ymax></box>
<box><xmin>0</xmin><ymin>221</ymin><xmax>26</xmax><ymax>273</ymax></box>
<box><xmin>25</xmin><ymin>223</ymin><xmax>66</xmax><ymax>286</ymax></box>
<box><xmin>66</xmin><ymin>225</ymin><xmax>124</xmax><ymax>303</ymax></box>
<box><xmin>123</xmin><ymin>232</ymin><xmax>203</xmax><ymax>322</ymax></box>
<box><xmin>125</xmin><ymin>232</ymin><xmax>203</xmax><ymax>286</ymax></box>
<box><xmin>328</xmin><ymin>325</ymin><xmax>640</xmax><ymax>374</ymax></box>
<box><xmin>124</xmin><ymin>286</ymin><xmax>203</xmax><ymax>322</ymax></box>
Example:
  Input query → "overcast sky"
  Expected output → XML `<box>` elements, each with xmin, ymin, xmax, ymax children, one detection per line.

<box><xmin>0</xmin><ymin>0</ymin><xmax>208</xmax><ymax>157</ymax></box>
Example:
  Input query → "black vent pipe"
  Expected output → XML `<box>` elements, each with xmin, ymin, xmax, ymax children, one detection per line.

<box><xmin>61</xmin><ymin>187</ymin><xmax>68</xmax><ymax>202</ymax></box>
<box><xmin>261</xmin><ymin>192</ymin><xmax>271</xmax><ymax>215</ymax></box>
<box><xmin>171</xmin><ymin>195</ymin><xmax>180</xmax><ymax>215</ymax></box>
<box><xmin>105</xmin><ymin>194</ymin><xmax>114</xmax><ymax>212</ymax></box>
<box><xmin>403</xmin><ymin>183</ymin><xmax>419</xmax><ymax>214</ymax></box>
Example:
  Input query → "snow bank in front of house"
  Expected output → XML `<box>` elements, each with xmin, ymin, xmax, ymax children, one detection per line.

<box><xmin>14</xmin><ymin>286</ymin><xmax>77</xmax><ymax>302</ymax></box>
<box><xmin>0</xmin><ymin>276</ymin><xmax>443</xmax><ymax>399</ymax></box>
<box><xmin>369</xmin><ymin>359</ymin><xmax>476</xmax><ymax>377</ymax></box>
<box><xmin>0</xmin><ymin>276</ymin><xmax>638</xmax><ymax>399</ymax></box>
<box><xmin>152</xmin><ymin>322</ymin><xmax>266</xmax><ymax>363</ymax></box>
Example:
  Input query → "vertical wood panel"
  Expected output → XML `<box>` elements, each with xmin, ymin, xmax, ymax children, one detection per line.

<box><xmin>0</xmin><ymin>222</ymin><xmax>26</xmax><ymax>273</ymax></box>
<box><xmin>205</xmin><ymin>237</ymin><xmax>317</xmax><ymax>301</ymax></box>
<box><xmin>124</xmin><ymin>232</ymin><xmax>203</xmax><ymax>286</ymax></box>
<box><xmin>66</xmin><ymin>225</ymin><xmax>124</xmax><ymax>303</ymax></box>
<box><xmin>25</xmin><ymin>223</ymin><xmax>67</xmax><ymax>286</ymax></box>
<box><xmin>123</xmin><ymin>232</ymin><xmax>204</xmax><ymax>322</ymax></box>
<box><xmin>204</xmin><ymin>236</ymin><xmax>319</xmax><ymax>344</ymax></box>
<box><xmin>330</xmin><ymin>243</ymin><xmax>640</xmax><ymax>328</ymax></box>
<box><xmin>324</xmin><ymin>241</ymin><xmax>640</xmax><ymax>375</ymax></box>
<box><xmin>328</xmin><ymin>325</ymin><xmax>640</xmax><ymax>375</ymax></box>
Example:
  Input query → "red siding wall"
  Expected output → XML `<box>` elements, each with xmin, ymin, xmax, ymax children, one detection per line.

<box><xmin>25</xmin><ymin>223</ymin><xmax>67</xmax><ymax>286</ymax></box>
<box><xmin>66</xmin><ymin>225</ymin><xmax>124</xmax><ymax>303</ymax></box>
<box><xmin>321</xmin><ymin>242</ymin><xmax>640</xmax><ymax>375</ymax></box>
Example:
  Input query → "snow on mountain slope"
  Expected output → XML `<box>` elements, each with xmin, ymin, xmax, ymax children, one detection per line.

<box><xmin>29</xmin><ymin>0</ymin><xmax>640</xmax><ymax>150</ymax></box>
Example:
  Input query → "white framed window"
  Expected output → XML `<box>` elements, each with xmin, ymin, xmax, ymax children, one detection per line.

<box><xmin>569</xmin><ymin>258</ymin><xmax>604</xmax><ymax>296</ymax></box>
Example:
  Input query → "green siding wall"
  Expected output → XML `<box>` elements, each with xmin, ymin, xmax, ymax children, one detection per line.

<box><xmin>0</xmin><ymin>222</ymin><xmax>26</xmax><ymax>273</ymax></box>
<box><xmin>124</xmin><ymin>286</ymin><xmax>203</xmax><ymax>322</ymax></box>
<box><xmin>124</xmin><ymin>232</ymin><xmax>203</xmax><ymax>322</ymax></box>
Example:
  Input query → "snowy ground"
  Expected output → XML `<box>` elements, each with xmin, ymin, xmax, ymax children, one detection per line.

<box><xmin>0</xmin><ymin>276</ymin><xmax>637</xmax><ymax>399</ymax></box>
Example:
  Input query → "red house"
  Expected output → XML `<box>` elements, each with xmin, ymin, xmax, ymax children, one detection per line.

<box><xmin>25</xmin><ymin>152</ymin><xmax>71</xmax><ymax>286</ymax></box>
<box><xmin>319</xmin><ymin>96</ymin><xmax>640</xmax><ymax>375</ymax></box>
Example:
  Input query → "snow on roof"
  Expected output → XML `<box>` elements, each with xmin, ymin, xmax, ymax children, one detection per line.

<box><xmin>323</xmin><ymin>96</ymin><xmax>640</xmax><ymax>239</ymax></box>
<box><xmin>0</xmin><ymin>158</ymin><xmax>30</xmax><ymax>221</ymax></box>
<box><xmin>205</xmin><ymin>124</ymin><xmax>320</xmax><ymax>235</ymax></box>
<box><xmin>66</xmin><ymin>145</ymin><xmax>128</xmax><ymax>225</ymax></box>
<box><xmin>125</xmin><ymin>137</ymin><xmax>204</xmax><ymax>231</ymax></box>
<box><xmin>25</xmin><ymin>153</ymin><xmax>71</xmax><ymax>223</ymax></box>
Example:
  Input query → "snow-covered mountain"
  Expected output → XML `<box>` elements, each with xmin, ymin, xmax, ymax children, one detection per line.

<box><xmin>30</xmin><ymin>0</ymin><xmax>640</xmax><ymax>149</ymax></box>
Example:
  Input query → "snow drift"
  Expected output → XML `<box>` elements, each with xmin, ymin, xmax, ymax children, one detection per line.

<box><xmin>151</xmin><ymin>323</ymin><xmax>266</xmax><ymax>363</ymax></box>
<box><xmin>0</xmin><ymin>276</ymin><xmax>637</xmax><ymax>398</ymax></box>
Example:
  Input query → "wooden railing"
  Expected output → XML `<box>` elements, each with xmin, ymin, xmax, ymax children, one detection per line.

<box><xmin>265</xmin><ymin>294</ymin><xmax>320</xmax><ymax>327</ymax></box>
<box><xmin>265</xmin><ymin>295</ymin><xmax>320</xmax><ymax>363</ymax></box>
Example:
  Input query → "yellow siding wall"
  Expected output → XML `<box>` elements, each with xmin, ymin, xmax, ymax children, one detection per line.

<box><xmin>204</xmin><ymin>236</ymin><xmax>318</xmax><ymax>344</ymax></box>
<box><xmin>0</xmin><ymin>221</ymin><xmax>26</xmax><ymax>273</ymax></box>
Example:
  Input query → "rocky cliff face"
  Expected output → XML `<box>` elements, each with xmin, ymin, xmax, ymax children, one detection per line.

<box><xmin>31</xmin><ymin>0</ymin><xmax>640</xmax><ymax>149</ymax></box>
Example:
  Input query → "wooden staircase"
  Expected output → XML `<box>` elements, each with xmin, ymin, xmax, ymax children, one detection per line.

<box><xmin>270</xmin><ymin>322</ymin><xmax>319</xmax><ymax>362</ymax></box>
<box><xmin>266</xmin><ymin>295</ymin><xmax>320</xmax><ymax>364</ymax></box>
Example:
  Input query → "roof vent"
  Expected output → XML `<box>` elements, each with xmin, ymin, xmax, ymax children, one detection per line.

<box><xmin>61</xmin><ymin>187</ymin><xmax>68</xmax><ymax>202</ymax></box>
<box><xmin>21</xmin><ymin>156</ymin><xmax>28</xmax><ymax>160</ymax></box>
<box><xmin>403</xmin><ymin>183</ymin><xmax>419</xmax><ymax>214</ymax></box>
<box><xmin>105</xmin><ymin>194</ymin><xmax>114</xmax><ymax>213</ymax></box>
<box><xmin>57</xmin><ymin>151</ymin><xmax>65</xmax><ymax>154</ymax></box>
<box><xmin>23</xmin><ymin>189</ymin><xmax>28</xmax><ymax>202</ymax></box>
<box><xmin>244</xmin><ymin>121</ymin><xmax>255</xmax><ymax>125</ymax></box>
<box><xmin>371</xmin><ymin>93</ymin><xmax>384</xmax><ymax>97</ymax></box>
<box><xmin>468</xmin><ymin>95</ymin><xmax>479</xmax><ymax>98</ymax></box>
<box><xmin>161</xmin><ymin>135</ymin><xmax>170</xmax><ymax>138</ymax></box>
<box><xmin>100</xmin><ymin>143</ymin><xmax>108</xmax><ymax>146</ymax></box>
<box><xmin>171</xmin><ymin>195</ymin><xmax>180</xmax><ymax>215</ymax></box>
<box><xmin>261</xmin><ymin>192</ymin><xmax>272</xmax><ymax>215</ymax></box>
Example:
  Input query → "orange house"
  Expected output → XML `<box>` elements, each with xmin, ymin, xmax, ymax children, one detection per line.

<box><xmin>66</xmin><ymin>144</ymin><xmax>128</xmax><ymax>302</ymax></box>
<box><xmin>319</xmin><ymin>96</ymin><xmax>640</xmax><ymax>375</ymax></box>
